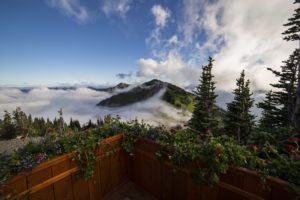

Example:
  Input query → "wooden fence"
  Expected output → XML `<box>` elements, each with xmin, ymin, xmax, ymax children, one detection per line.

<box><xmin>1</xmin><ymin>134</ymin><xmax>127</xmax><ymax>200</ymax></box>
<box><xmin>1</xmin><ymin>134</ymin><xmax>299</xmax><ymax>200</ymax></box>
<box><xmin>127</xmin><ymin>138</ymin><xmax>299</xmax><ymax>200</ymax></box>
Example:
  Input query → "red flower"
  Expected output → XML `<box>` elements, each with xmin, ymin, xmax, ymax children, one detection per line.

<box><xmin>169</xmin><ymin>128</ymin><xmax>177</xmax><ymax>134</ymax></box>
<box><xmin>288</xmin><ymin>137</ymin><xmax>300</xmax><ymax>142</ymax></box>
<box><xmin>285</xmin><ymin>144</ymin><xmax>295</xmax><ymax>153</ymax></box>
<box><xmin>95</xmin><ymin>148</ymin><xmax>104</xmax><ymax>159</ymax></box>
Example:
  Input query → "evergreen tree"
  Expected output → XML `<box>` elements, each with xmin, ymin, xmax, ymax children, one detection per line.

<box><xmin>258</xmin><ymin>50</ymin><xmax>298</xmax><ymax>139</ymax></box>
<box><xmin>189</xmin><ymin>57</ymin><xmax>218</xmax><ymax>135</ymax></box>
<box><xmin>257</xmin><ymin>91</ymin><xmax>279</xmax><ymax>133</ymax></box>
<box><xmin>224</xmin><ymin>70</ymin><xmax>255</xmax><ymax>143</ymax></box>
<box><xmin>69</xmin><ymin>118</ymin><xmax>81</xmax><ymax>131</ymax></box>
<box><xmin>57</xmin><ymin>108</ymin><xmax>64</xmax><ymax>137</ymax></box>
<box><xmin>27</xmin><ymin>114</ymin><xmax>36</xmax><ymax>137</ymax></box>
<box><xmin>282</xmin><ymin>0</ymin><xmax>300</xmax><ymax>131</ymax></box>
<box><xmin>83</xmin><ymin>120</ymin><xmax>96</xmax><ymax>130</ymax></box>
<box><xmin>33</xmin><ymin>117</ymin><xmax>47</xmax><ymax>136</ymax></box>
<box><xmin>268</xmin><ymin>49</ymin><xmax>298</xmax><ymax>122</ymax></box>
<box><xmin>96</xmin><ymin>117</ymin><xmax>104</xmax><ymax>127</ymax></box>
<box><xmin>282</xmin><ymin>0</ymin><xmax>300</xmax><ymax>41</ymax></box>
<box><xmin>0</xmin><ymin>111</ymin><xmax>16</xmax><ymax>139</ymax></box>
<box><xmin>12</xmin><ymin>107</ymin><xmax>30</xmax><ymax>137</ymax></box>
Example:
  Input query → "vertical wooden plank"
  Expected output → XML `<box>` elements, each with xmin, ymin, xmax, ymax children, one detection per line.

<box><xmin>72</xmin><ymin>174</ymin><xmax>90</xmax><ymax>200</ymax></box>
<box><xmin>150</xmin><ymin>159</ymin><xmax>162</xmax><ymax>199</ymax></box>
<box><xmin>269</xmin><ymin>185</ymin><xmax>297</xmax><ymax>200</ymax></box>
<box><xmin>28</xmin><ymin>168</ymin><xmax>54</xmax><ymax>200</ymax></box>
<box><xmin>30</xmin><ymin>186</ymin><xmax>54</xmax><ymax>200</ymax></box>
<box><xmin>99</xmin><ymin>157</ymin><xmax>112</xmax><ymax>196</ymax></box>
<box><xmin>88</xmin><ymin>180</ymin><xmax>95</xmax><ymax>200</ymax></box>
<box><xmin>243</xmin><ymin>175</ymin><xmax>270</xmax><ymax>199</ymax></box>
<box><xmin>139</xmin><ymin>155</ymin><xmax>152</xmax><ymax>193</ymax></box>
<box><xmin>200</xmin><ymin>185</ymin><xmax>219</xmax><ymax>200</ymax></box>
<box><xmin>52</xmin><ymin>159</ymin><xmax>73</xmax><ymax>200</ymax></box>
<box><xmin>125</xmin><ymin>153</ymin><xmax>134</xmax><ymax>181</ymax></box>
<box><xmin>53</xmin><ymin>177</ymin><xmax>73</xmax><ymax>200</ymax></box>
<box><xmin>119</xmin><ymin>150</ymin><xmax>127</xmax><ymax>180</ymax></box>
<box><xmin>173</xmin><ymin>170</ymin><xmax>188</xmax><ymax>200</ymax></box>
<box><xmin>133</xmin><ymin>151</ymin><xmax>142</xmax><ymax>186</ymax></box>
<box><xmin>91</xmin><ymin>162</ymin><xmax>102</xmax><ymax>200</ymax></box>
<box><xmin>187</xmin><ymin>174</ymin><xmax>202</xmax><ymax>200</ymax></box>
<box><xmin>111</xmin><ymin>151</ymin><xmax>122</xmax><ymax>189</ymax></box>
<box><xmin>219</xmin><ymin>172</ymin><xmax>244</xmax><ymax>200</ymax></box>
<box><xmin>161</xmin><ymin>163</ymin><xmax>173</xmax><ymax>200</ymax></box>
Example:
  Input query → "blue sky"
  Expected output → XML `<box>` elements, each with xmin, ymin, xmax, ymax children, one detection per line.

<box><xmin>0</xmin><ymin>0</ymin><xmax>154</xmax><ymax>85</ymax></box>
<box><xmin>0</xmin><ymin>0</ymin><xmax>297</xmax><ymax>91</ymax></box>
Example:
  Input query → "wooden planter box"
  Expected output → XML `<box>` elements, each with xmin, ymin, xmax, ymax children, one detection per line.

<box><xmin>127</xmin><ymin>138</ymin><xmax>299</xmax><ymax>200</ymax></box>
<box><xmin>1</xmin><ymin>134</ymin><xmax>127</xmax><ymax>200</ymax></box>
<box><xmin>2</xmin><ymin>134</ymin><xmax>299</xmax><ymax>200</ymax></box>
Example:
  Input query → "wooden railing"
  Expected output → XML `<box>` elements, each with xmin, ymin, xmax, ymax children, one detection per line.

<box><xmin>1</xmin><ymin>134</ymin><xmax>127</xmax><ymax>200</ymax></box>
<box><xmin>127</xmin><ymin>138</ymin><xmax>299</xmax><ymax>200</ymax></box>
<box><xmin>1</xmin><ymin>134</ymin><xmax>299</xmax><ymax>200</ymax></box>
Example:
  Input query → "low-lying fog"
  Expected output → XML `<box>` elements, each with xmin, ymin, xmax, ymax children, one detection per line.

<box><xmin>0</xmin><ymin>86</ymin><xmax>263</xmax><ymax>127</ymax></box>
<box><xmin>0</xmin><ymin>87</ymin><xmax>191</xmax><ymax>127</ymax></box>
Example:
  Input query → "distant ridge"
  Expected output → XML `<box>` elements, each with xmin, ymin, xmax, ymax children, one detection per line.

<box><xmin>88</xmin><ymin>82</ymin><xmax>130</xmax><ymax>93</ymax></box>
<box><xmin>97</xmin><ymin>79</ymin><xmax>196</xmax><ymax>112</ymax></box>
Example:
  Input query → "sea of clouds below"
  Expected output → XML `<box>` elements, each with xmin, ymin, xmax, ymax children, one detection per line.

<box><xmin>0</xmin><ymin>86</ymin><xmax>263</xmax><ymax>127</ymax></box>
<box><xmin>0</xmin><ymin>86</ymin><xmax>192</xmax><ymax>127</ymax></box>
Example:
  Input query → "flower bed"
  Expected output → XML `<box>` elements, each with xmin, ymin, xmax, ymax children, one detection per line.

<box><xmin>127</xmin><ymin>137</ymin><xmax>299</xmax><ymax>200</ymax></box>
<box><xmin>0</xmin><ymin>134</ymin><xmax>127</xmax><ymax>200</ymax></box>
<box><xmin>1</xmin><ymin>118</ymin><xmax>299</xmax><ymax>199</ymax></box>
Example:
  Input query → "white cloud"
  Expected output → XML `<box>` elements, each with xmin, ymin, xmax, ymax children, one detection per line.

<box><xmin>168</xmin><ymin>35</ymin><xmax>178</xmax><ymax>45</ymax></box>
<box><xmin>146</xmin><ymin>5</ymin><xmax>172</xmax><ymax>51</ymax></box>
<box><xmin>151</xmin><ymin>5</ymin><xmax>171</xmax><ymax>28</ymax></box>
<box><xmin>196</xmin><ymin>0</ymin><xmax>298</xmax><ymax>91</ymax></box>
<box><xmin>101</xmin><ymin>0</ymin><xmax>132</xmax><ymax>19</ymax></box>
<box><xmin>47</xmin><ymin>0</ymin><xmax>89</xmax><ymax>24</ymax></box>
<box><xmin>180</xmin><ymin>0</ymin><xmax>206</xmax><ymax>45</ymax></box>
<box><xmin>137</xmin><ymin>50</ymin><xmax>200</xmax><ymax>87</ymax></box>
<box><xmin>0</xmin><ymin>87</ymin><xmax>109</xmax><ymax>123</ymax></box>
<box><xmin>0</xmin><ymin>87</ymin><xmax>190</xmax><ymax>127</ymax></box>
<box><xmin>138</xmin><ymin>0</ymin><xmax>297</xmax><ymax>92</ymax></box>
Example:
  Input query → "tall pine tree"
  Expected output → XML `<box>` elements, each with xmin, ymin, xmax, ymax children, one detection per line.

<box><xmin>0</xmin><ymin>111</ymin><xmax>16</xmax><ymax>139</ymax></box>
<box><xmin>258</xmin><ymin>50</ymin><xmax>298</xmax><ymax>138</ymax></box>
<box><xmin>282</xmin><ymin>0</ymin><xmax>300</xmax><ymax>131</ymax></box>
<box><xmin>268</xmin><ymin>49</ymin><xmax>298</xmax><ymax>123</ymax></box>
<box><xmin>12</xmin><ymin>107</ymin><xmax>31</xmax><ymax>137</ymax></box>
<box><xmin>257</xmin><ymin>91</ymin><xmax>280</xmax><ymax>133</ymax></box>
<box><xmin>189</xmin><ymin>57</ymin><xmax>218</xmax><ymax>136</ymax></box>
<box><xmin>224</xmin><ymin>70</ymin><xmax>255</xmax><ymax>143</ymax></box>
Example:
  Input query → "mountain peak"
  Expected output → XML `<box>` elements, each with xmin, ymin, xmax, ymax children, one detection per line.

<box><xmin>115</xmin><ymin>82</ymin><xmax>129</xmax><ymax>89</ymax></box>
<box><xmin>144</xmin><ymin>79</ymin><xmax>163</xmax><ymax>84</ymax></box>
<box><xmin>97</xmin><ymin>79</ymin><xmax>196</xmax><ymax>112</ymax></box>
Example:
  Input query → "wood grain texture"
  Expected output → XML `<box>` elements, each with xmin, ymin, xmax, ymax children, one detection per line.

<box><xmin>129</xmin><ymin>138</ymin><xmax>299</xmax><ymax>200</ymax></box>
<box><xmin>2</xmin><ymin>134</ymin><xmax>299</xmax><ymax>200</ymax></box>
<box><xmin>1</xmin><ymin>134</ymin><xmax>126</xmax><ymax>200</ymax></box>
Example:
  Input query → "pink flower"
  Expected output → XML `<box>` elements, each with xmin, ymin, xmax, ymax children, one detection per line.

<box><xmin>36</xmin><ymin>153</ymin><xmax>46</xmax><ymax>161</ymax></box>
<box><xmin>285</xmin><ymin>144</ymin><xmax>295</xmax><ymax>153</ymax></box>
